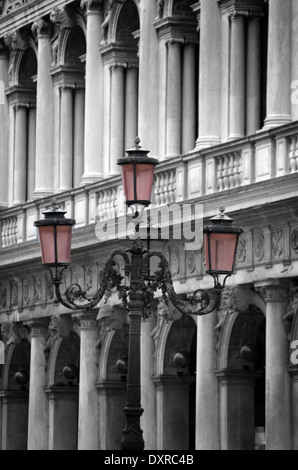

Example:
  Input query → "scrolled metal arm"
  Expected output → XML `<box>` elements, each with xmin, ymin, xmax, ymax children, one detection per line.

<box><xmin>143</xmin><ymin>250</ymin><xmax>221</xmax><ymax>316</ymax></box>
<box><xmin>52</xmin><ymin>249</ymin><xmax>131</xmax><ymax>311</ymax></box>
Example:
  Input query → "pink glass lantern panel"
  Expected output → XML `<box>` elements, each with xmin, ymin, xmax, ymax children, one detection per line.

<box><xmin>38</xmin><ymin>225</ymin><xmax>72</xmax><ymax>265</ymax></box>
<box><xmin>122</xmin><ymin>163</ymin><xmax>154</xmax><ymax>202</ymax></box>
<box><xmin>205</xmin><ymin>232</ymin><xmax>238</xmax><ymax>272</ymax></box>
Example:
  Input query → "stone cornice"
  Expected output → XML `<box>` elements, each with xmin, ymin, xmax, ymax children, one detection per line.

<box><xmin>0</xmin><ymin>0</ymin><xmax>74</xmax><ymax>38</ymax></box>
<box><xmin>99</xmin><ymin>42</ymin><xmax>138</xmax><ymax>66</ymax></box>
<box><xmin>154</xmin><ymin>16</ymin><xmax>198</xmax><ymax>43</ymax></box>
<box><xmin>50</xmin><ymin>64</ymin><xmax>85</xmax><ymax>88</ymax></box>
<box><xmin>218</xmin><ymin>0</ymin><xmax>264</xmax><ymax>16</ymax></box>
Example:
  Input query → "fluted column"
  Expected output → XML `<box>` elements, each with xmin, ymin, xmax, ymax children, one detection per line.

<box><xmin>264</xmin><ymin>0</ymin><xmax>291</xmax><ymax>128</ymax></box>
<box><xmin>27</xmin><ymin>106</ymin><xmax>36</xmax><ymax>201</ymax></box>
<box><xmin>0</xmin><ymin>44</ymin><xmax>9</xmax><ymax>207</ymax></box>
<box><xmin>25</xmin><ymin>319</ymin><xmax>49</xmax><ymax>450</ymax></box>
<box><xmin>73</xmin><ymin>311</ymin><xmax>99</xmax><ymax>450</ymax></box>
<box><xmin>166</xmin><ymin>40</ymin><xmax>182</xmax><ymax>158</ymax></box>
<box><xmin>196</xmin><ymin>311</ymin><xmax>220</xmax><ymax>450</ymax></box>
<box><xmin>196</xmin><ymin>0</ymin><xmax>221</xmax><ymax>149</ymax></box>
<box><xmin>257</xmin><ymin>281</ymin><xmax>292</xmax><ymax>449</ymax></box>
<box><xmin>14</xmin><ymin>104</ymin><xmax>28</xmax><ymax>205</ymax></box>
<box><xmin>246</xmin><ymin>16</ymin><xmax>261</xmax><ymax>134</ymax></box>
<box><xmin>110</xmin><ymin>64</ymin><xmax>125</xmax><ymax>175</ymax></box>
<box><xmin>229</xmin><ymin>12</ymin><xmax>246</xmax><ymax>140</ymax></box>
<box><xmin>140</xmin><ymin>314</ymin><xmax>157</xmax><ymax>450</ymax></box>
<box><xmin>125</xmin><ymin>66</ymin><xmax>138</xmax><ymax>151</ymax></box>
<box><xmin>139</xmin><ymin>0</ymin><xmax>159</xmax><ymax>156</ymax></box>
<box><xmin>33</xmin><ymin>19</ymin><xmax>54</xmax><ymax>198</ymax></box>
<box><xmin>73</xmin><ymin>88</ymin><xmax>85</xmax><ymax>187</ymax></box>
<box><xmin>59</xmin><ymin>85</ymin><xmax>73</xmax><ymax>191</ymax></box>
<box><xmin>182</xmin><ymin>43</ymin><xmax>196</xmax><ymax>154</ymax></box>
<box><xmin>81</xmin><ymin>0</ymin><xmax>104</xmax><ymax>184</ymax></box>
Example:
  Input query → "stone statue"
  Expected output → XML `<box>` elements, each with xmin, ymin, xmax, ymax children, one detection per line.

<box><xmin>50</xmin><ymin>6</ymin><xmax>76</xmax><ymax>65</ymax></box>
<box><xmin>155</xmin><ymin>0</ymin><xmax>164</xmax><ymax>20</ymax></box>
<box><xmin>44</xmin><ymin>315</ymin><xmax>71</xmax><ymax>363</ymax></box>
<box><xmin>101</xmin><ymin>0</ymin><xmax>114</xmax><ymax>44</ymax></box>
<box><xmin>215</xmin><ymin>287</ymin><xmax>238</xmax><ymax>350</ymax></box>
<box><xmin>283</xmin><ymin>290</ymin><xmax>298</xmax><ymax>340</ymax></box>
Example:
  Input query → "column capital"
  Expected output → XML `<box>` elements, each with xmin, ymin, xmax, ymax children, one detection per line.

<box><xmin>109</xmin><ymin>62</ymin><xmax>127</xmax><ymax>70</ymax></box>
<box><xmin>72</xmin><ymin>310</ymin><xmax>98</xmax><ymax>329</ymax></box>
<box><xmin>32</xmin><ymin>19</ymin><xmax>52</xmax><ymax>38</ymax></box>
<box><xmin>80</xmin><ymin>0</ymin><xmax>103</xmax><ymax>13</ymax></box>
<box><xmin>255</xmin><ymin>280</ymin><xmax>290</xmax><ymax>304</ymax></box>
<box><xmin>24</xmin><ymin>318</ymin><xmax>49</xmax><ymax>337</ymax></box>
<box><xmin>166</xmin><ymin>38</ymin><xmax>184</xmax><ymax>47</ymax></box>
<box><xmin>14</xmin><ymin>102</ymin><xmax>30</xmax><ymax>110</ymax></box>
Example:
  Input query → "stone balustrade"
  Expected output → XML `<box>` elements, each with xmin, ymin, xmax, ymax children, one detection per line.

<box><xmin>1</xmin><ymin>122</ymin><xmax>298</xmax><ymax>249</ymax></box>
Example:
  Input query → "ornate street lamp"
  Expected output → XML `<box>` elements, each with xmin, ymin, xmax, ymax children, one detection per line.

<box><xmin>34</xmin><ymin>138</ymin><xmax>242</xmax><ymax>451</ymax></box>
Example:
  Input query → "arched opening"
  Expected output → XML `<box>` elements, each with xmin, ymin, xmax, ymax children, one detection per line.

<box><xmin>0</xmin><ymin>339</ymin><xmax>30</xmax><ymax>450</ymax></box>
<box><xmin>220</xmin><ymin>305</ymin><xmax>266</xmax><ymax>450</ymax></box>
<box><xmin>46</xmin><ymin>331</ymin><xmax>80</xmax><ymax>450</ymax></box>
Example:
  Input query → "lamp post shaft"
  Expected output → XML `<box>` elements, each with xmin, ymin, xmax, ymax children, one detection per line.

<box><xmin>121</xmin><ymin>240</ymin><xmax>145</xmax><ymax>450</ymax></box>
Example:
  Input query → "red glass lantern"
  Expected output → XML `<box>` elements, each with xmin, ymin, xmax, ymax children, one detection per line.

<box><xmin>203</xmin><ymin>207</ymin><xmax>243</xmax><ymax>287</ymax></box>
<box><xmin>34</xmin><ymin>200</ymin><xmax>75</xmax><ymax>269</ymax></box>
<box><xmin>118</xmin><ymin>137</ymin><xmax>159</xmax><ymax>208</ymax></box>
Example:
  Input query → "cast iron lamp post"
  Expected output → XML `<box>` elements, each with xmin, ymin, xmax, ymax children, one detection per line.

<box><xmin>34</xmin><ymin>138</ymin><xmax>242</xmax><ymax>451</ymax></box>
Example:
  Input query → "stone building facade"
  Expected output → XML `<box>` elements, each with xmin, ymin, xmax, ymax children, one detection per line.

<box><xmin>0</xmin><ymin>0</ymin><xmax>297</xmax><ymax>450</ymax></box>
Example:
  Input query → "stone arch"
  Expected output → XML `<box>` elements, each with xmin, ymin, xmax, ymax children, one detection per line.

<box><xmin>217</xmin><ymin>287</ymin><xmax>265</xmax><ymax>370</ymax></box>
<box><xmin>109</xmin><ymin>0</ymin><xmax>140</xmax><ymax>46</ymax></box>
<box><xmin>60</xmin><ymin>25</ymin><xmax>86</xmax><ymax>66</ymax></box>
<box><xmin>0</xmin><ymin>339</ymin><xmax>30</xmax><ymax>450</ymax></box>
<box><xmin>47</xmin><ymin>330</ymin><xmax>80</xmax><ymax>386</ymax></box>
<box><xmin>1</xmin><ymin>339</ymin><xmax>30</xmax><ymax>390</ymax></box>
<box><xmin>15</xmin><ymin>47</ymin><xmax>37</xmax><ymax>86</ymax></box>
<box><xmin>98</xmin><ymin>323</ymin><xmax>129</xmax><ymax>382</ymax></box>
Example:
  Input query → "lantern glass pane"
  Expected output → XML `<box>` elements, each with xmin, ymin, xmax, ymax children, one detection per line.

<box><xmin>38</xmin><ymin>225</ymin><xmax>55</xmax><ymax>265</ymax></box>
<box><xmin>38</xmin><ymin>225</ymin><xmax>72</xmax><ymax>265</ymax></box>
<box><xmin>205</xmin><ymin>232</ymin><xmax>238</xmax><ymax>273</ymax></box>
<box><xmin>56</xmin><ymin>225</ymin><xmax>72</xmax><ymax>264</ymax></box>
<box><xmin>122</xmin><ymin>163</ymin><xmax>154</xmax><ymax>203</ymax></box>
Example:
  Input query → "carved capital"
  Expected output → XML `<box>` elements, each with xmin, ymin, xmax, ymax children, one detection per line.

<box><xmin>0</xmin><ymin>322</ymin><xmax>30</xmax><ymax>345</ymax></box>
<box><xmin>72</xmin><ymin>310</ymin><xmax>98</xmax><ymax>329</ymax></box>
<box><xmin>24</xmin><ymin>319</ymin><xmax>49</xmax><ymax>337</ymax></box>
<box><xmin>32</xmin><ymin>19</ymin><xmax>52</xmax><ymax>38</ymax></box>
<box><xmin>255</xmin><ymin>281</ymin><xmax>289</xmax><ymax>304</ymax></box>
<box><xmin>80</xmin><ymin>0</ymin><xmax>103</xmax><ymax>13</ymax></box>
<box><xmin>4</xmin><ymin>30</ymin><xmax>28</xmax><ymax>51</ymax></box>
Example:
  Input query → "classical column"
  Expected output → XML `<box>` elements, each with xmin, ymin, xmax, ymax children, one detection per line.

<box><xmin>0</xmin><ymin>43</ymin><xmax>9</xmax><ymax>207</ymax></box>
<box><xmin>154</xmin><ymin>376</ymin><xmax>194</xmax><ymax>450</ymax></box>
<box><xmin>33</xmin><ymin>19</ymin><xmax>54</xmax><ymax>198</ymax></box>
<box><xmin>229</xmin><ymin>12</ymin><xmax>246</xmax><ymax>140</ymax></box>
<box><xmin>196</xmin><ymin>311</ymin><xmax>220</xmax><ymax>450</ymax></box>
<box><xmin>138</xmin><ymin>0</ymin><xmax>159</xmax><ymax>156</ymax></box>
<box><xmin>13</xmin><ymin>103</ymin><xmax>28</xmax><ymax>204</ymax></box>
<box><xmin>220</xmin><ymin>12</ymin><xmax>230</xmax><ymax>142</ymax></box>
<box><xmin>264</xmin><ymin>0</ymin><xmax>291</xmax><ymax>128</ymax></box>
<box><xmin>166</xmin><ymin>40</ymin><xmax>182</xmax><ymax>158</ymax></box>
<box><xmin>140</xmin><ymin>314</ymin><xmax>157</xmax><ymax>450</ymax></box>
<box><xmin>216</xmin><ymin>370</ymin><xmax>261</xmax><ymax>450</ymax></box>
<box><xmin>73</xmin><ymin>88</ymin><xmax>85</xmax><ymax>188</ymax></box>
<box><xmin>59</xmin><ymin>85</ymin><xmax>73</xmax><ymax>191</ymax></box>
<box><xmin>246</xmin><ymin>16</ymin><xmax>261</xmax><ymax>135</ymax></box>
<box><xmin>156</xmin><ymin>34</ymin><xmax>167</xmax><ymax>160</ymax></box>
<box><xmin>27</xmin><ymin>106</ymin><xmax>36</xmax><ymax>201</ymax></box>
<box><xmin>125</xmin><ymin>66</ymin><xmax>138</xmax><ymax>151</ymax></box>
<box><xmin>196</xmin><ymin>0</ymin><xmax>221</xmax><ymax>149</ymax></box>
<box><xmin>110</xmin><ymin>64</ymin><xmax>125</xmax><ymax>175</ymax></box>
<box><xmin>25</xmin><ymin>319</ymin><xmax>49</xmax><ymax>450</ymax></box>
<box><xmin>182</xmin><ymin>43</ymin><xmax>196</xmax><ymax>154</ymax></box>
<box><xmin>73</xmin><ymin>311</ymin><xmax>99</xmax><ymax>450</ymax></box>
<box><xmin>291</xmin><ymin>0</ymin><xmax>298</xmax><ymax>121</ymax></box>
<box><xmin>81</xmin><ymin>0</ymin><xmax>104</xmax><ymax>184</ymax></box>
<box><xmin>257</xmin><ymin>281</ymin><xmax>292</xmax><ymax>449</ymax></box>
